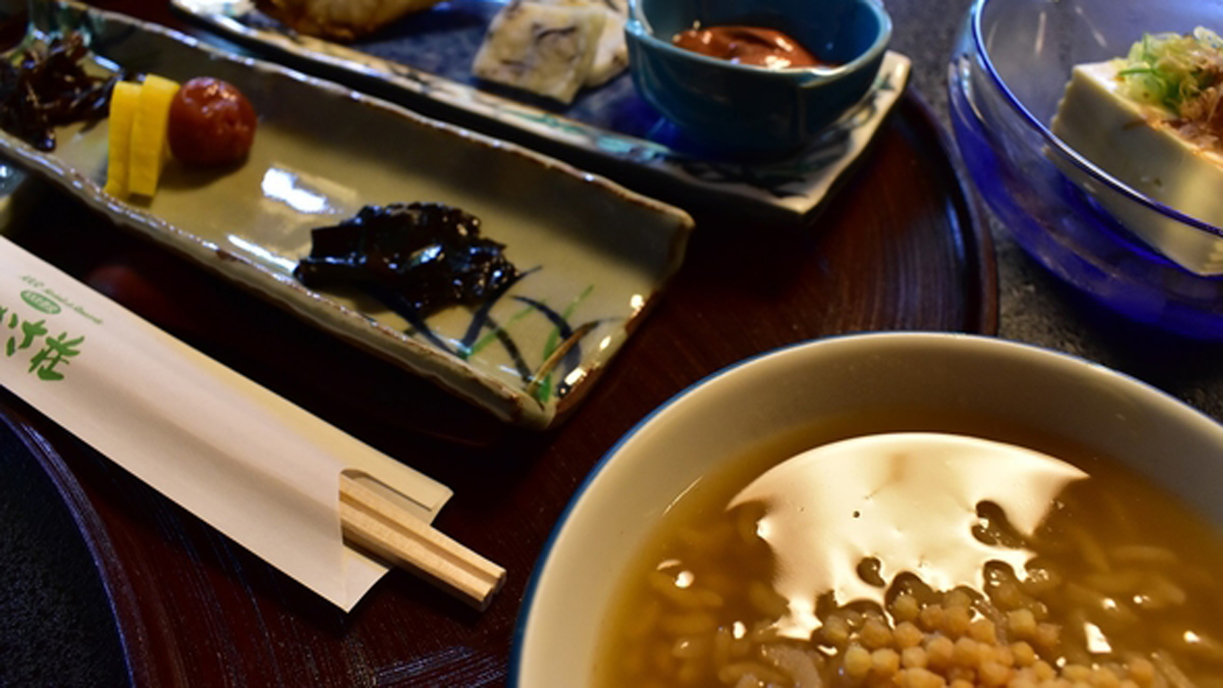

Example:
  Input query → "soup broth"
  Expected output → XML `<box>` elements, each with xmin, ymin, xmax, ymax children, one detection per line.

<box><xmin>594</xmin><ymin>411</ymin><xmax>1223</xmax><ymax>688</ymax></box>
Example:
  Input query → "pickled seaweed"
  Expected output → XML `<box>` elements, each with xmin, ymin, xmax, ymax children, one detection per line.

<box><xmin>294</xmin><ymin>203</ymin><xmax>520</xmax><ymax>317</ymax></box>
<box><xmin>0</xmin><ymin>34</ymin><xmax>124</xmax><ymax>151</ymax></box>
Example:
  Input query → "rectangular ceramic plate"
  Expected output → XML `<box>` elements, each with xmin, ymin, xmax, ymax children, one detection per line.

<box><xmin>171</xmin><ymin>0</ymin><xmax>911</xmax><ymax>219</ymax></box>
<box><xmin>3</xmin><ymin>1</ymin><xmax>693</xmax><ymax>429</ymax></box>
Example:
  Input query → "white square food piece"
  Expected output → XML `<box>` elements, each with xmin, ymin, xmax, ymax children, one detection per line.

<box><xmin>472</xmin><ymin>1</ymin><xmax>607</xmax><ymax>104</ymax></box>
<box><xmin>1052</xmin><ymin>61</ymin><xmax>1223</xmax><ymax>274</ymax></box>
<box><xmin>527</xmin><ymin>0</ymin><xmax>629</xmax><ymax>87</ymax></box>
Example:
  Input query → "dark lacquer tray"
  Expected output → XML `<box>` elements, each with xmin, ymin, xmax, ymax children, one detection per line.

<box><xmin>0</xmin><ymin>77</ymin><xmax>995</xmax><ymax>683</ymax></box>
<box><xmin>0</xmin><ymin>402</ymin><xmax>130</xmax><ymax>687</ymax></box>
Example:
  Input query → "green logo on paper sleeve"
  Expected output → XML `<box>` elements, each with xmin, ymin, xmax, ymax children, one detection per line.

<box><xmin>1</xmin><ymin>302</ymin><xmax>83</xmax><ymax>382</ymax></box>
<box><xmin>2</xmin><ymin>309</ymin><xmax>46</xmax><ymax>358</ymax></box>
<box><xmin>20</xmin><ymin>290</ymin><xmax>61</xmax><ymax>315</ymax></box>
<box><xmin>28</xmin><ymin>332</ymin><xmax>84</xmax><ymax>381</ymax></box>
<box><xmin>18</xmin><ymin>275</ymin><xmax>102</xmax><ymax>325</ymax></box>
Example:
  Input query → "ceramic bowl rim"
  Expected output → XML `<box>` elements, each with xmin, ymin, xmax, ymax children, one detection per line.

<box><xmin>625</xmin><ymin>0</ymin><xmax>893</xmax><ymax>85</ymax></box>
<box><xmin>968</xmin><ymin>0</ymin><xmax>1223</xmax><ymax>240</ymax></box>
<box><xmin>508</xmin><ymin>331</ymin><xmax>1223</xmax><ymax>686</ymax></box>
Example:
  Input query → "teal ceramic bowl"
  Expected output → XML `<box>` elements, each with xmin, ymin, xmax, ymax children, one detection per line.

<box><xmin>625</xmin><ymin>0</ymin><xmax>892</xmax><ymax>158</ymax></box>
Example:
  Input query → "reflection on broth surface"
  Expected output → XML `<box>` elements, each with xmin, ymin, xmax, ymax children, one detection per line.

<box><xmin>595</xmin><ymin>417</ymin><xmax>1223</xmax><ymax>688</ymax></box>
<box><xmin>728</xmin><ymin>434</ymin><xmax>1087</xmax><ymax>642</ymax></box>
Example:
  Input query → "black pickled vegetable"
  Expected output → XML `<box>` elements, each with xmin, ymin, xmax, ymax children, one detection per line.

<box><xmin>294</xmin><ymin>203</ymin><xmax>520</xmax><ymax>317</ymax></box>
<box><xmin>0</xmin><ymin>34</ymin><xmax>123</xmax><ymax>151</ymax></box>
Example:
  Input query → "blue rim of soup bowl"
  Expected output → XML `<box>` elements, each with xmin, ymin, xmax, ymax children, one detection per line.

<box><xmin>508</xmin><ymin>331</ymin><xmax>1223</xmax><ymax>687</ymax></box>
<box><xmin>624</xmin><ymin>0</ymin><xmax>893</xmax><ymax>87</ymax></box>
<box><xmin>968</xmin><ymin>0</ymin><xmax>1223</xmax><ymax>240</ymax></box>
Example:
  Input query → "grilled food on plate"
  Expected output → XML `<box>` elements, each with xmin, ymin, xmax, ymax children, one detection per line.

<box><xmin>255</xmin><ymin>0</ymin><xmax>444</xmax><ymax>40</ymax></box>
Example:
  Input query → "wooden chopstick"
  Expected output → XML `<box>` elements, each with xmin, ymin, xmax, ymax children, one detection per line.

<box><xmin>339</xmin><ymin>474</ymin><xmax>506</xmax><ymax>610</ymax></box>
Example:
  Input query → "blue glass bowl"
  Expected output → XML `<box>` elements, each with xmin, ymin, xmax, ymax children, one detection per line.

<box><xmin>626</xmin><ymin>0</ymin><xmax>891</xmax><ymax>158</ymax></box>
<box><xmin>949</xmin><ymin>0</ymin><xmax>1223</xmax><ymax>339</ymax></box>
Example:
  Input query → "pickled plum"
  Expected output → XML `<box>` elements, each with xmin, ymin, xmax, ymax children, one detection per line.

<box><xmin>166</xmin><ymin>77</ymin><xmax>256</xmax><ymax>165</ymax></box>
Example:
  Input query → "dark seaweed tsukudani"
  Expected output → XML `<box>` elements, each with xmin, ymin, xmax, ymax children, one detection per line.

<box><xmin>0</xmin><ymin>34</ymin><xmax>124</xmax><ymax>151</ymax></box>
<box><xmin>294</xmin><ymin>203</ymin><xmax>520</xmax><ymax>317</ymax></box>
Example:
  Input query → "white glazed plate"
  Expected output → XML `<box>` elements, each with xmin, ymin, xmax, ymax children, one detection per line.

<box><xmin>2</xmin><ymin>1</ymin><xmax>693</xmax><ymax>429</ymax></box>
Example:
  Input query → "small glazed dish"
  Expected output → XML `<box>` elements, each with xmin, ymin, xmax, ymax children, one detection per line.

<box><xmin>512</xmin><ymin>332</ymin><xmax>1223</xmax><ymax>685</ymax></box>
<box><xmin>0</xmin><ymin>1</ymin><xmax>694</xmax><ymax>430</ymax></box>
<box><xmin>625</xmin><ymin>0</ymin><xmax>892</xmax><ymax>158</ymax></box>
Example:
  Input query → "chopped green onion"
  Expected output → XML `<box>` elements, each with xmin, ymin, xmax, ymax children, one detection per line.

<box><xmin>1118</xmin><ymin>27</ymin><xmax>1223</xmax><ymax>118</ymax></box>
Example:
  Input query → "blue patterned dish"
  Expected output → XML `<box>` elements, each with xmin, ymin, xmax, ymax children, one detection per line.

<box><xmin>625</xmin><ymin>0</ymin><xmax>892</xmax><ymax>157</ymax></box>
<box><xmin>171</xmin><ymin>0</ymin><xmax>910</xmax><ymax>218</ymax></box>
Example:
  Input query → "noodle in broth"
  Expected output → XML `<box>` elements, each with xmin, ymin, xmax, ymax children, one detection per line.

<box><xmin>594</xmin><ymin>413</ymin><xmax>1223</xmax><ymax>688</ymax></box>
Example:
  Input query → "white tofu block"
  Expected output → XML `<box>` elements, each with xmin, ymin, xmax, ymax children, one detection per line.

<box><xmin>585</xmin><ymin>9</ymin><xmax>627</xmax><ymax>87</ymax></box>
<box><xmin>1052</xmin><ymin>61</ymin><xmax>1223</xmax><ymax>275</ymax></box>
<box><xmin>591</xmin><ymin>0</ymin><xmax>627</xmax><ymax>15</ymax></box>
<box><xmin>472</xmin><ymin>1</ymin><xmax>606</xmax><ymax>104</ymax></box>
<box><xmin>529</xmin><ymin>0</ymin><xmax>627</xmax><ymax>18</ymax></box>
<box><xmin>527</xmin><ymin>0</ymin><xmax>629</xmax><ymax>86</ymax></box>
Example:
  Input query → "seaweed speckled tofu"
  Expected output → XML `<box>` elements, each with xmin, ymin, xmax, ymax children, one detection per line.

<box><xmin>472</xmin><ymin>1</ymin><xmax>607</xmax><ymax>104</ymax></box>
<box><xmin>529</xmin><ymin>0</ymin><xmax>629</xmax><ymax>87</ymax></box>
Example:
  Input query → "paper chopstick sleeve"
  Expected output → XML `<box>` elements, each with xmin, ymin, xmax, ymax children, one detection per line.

<box><xmin>0</xmin><ymin>236</ymin><xmax>452</xmax><ymax>611</ymax></box>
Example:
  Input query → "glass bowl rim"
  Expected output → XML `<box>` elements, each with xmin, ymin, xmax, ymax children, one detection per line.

<box><xmin>968</xmin><ymin>0</ymin><xmax>1223</xmax><ymax>240</ymax></box>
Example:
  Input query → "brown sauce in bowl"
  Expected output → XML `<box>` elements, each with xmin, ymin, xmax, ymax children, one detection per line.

<box><xmin>671</xmin><ymin>25</ymin><xmax>826</xmax><ymax>69</ymax></box>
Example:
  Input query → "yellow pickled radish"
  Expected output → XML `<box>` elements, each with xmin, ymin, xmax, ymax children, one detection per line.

<box><xmin>103</xmin><ymin>81</ymin><xmax>141</xmax><ymax>198</ymax></box>
<box><xmin>127</xmin><ymin>74</ymin><xmax>180</xmax><ymax>197</ymax></box>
